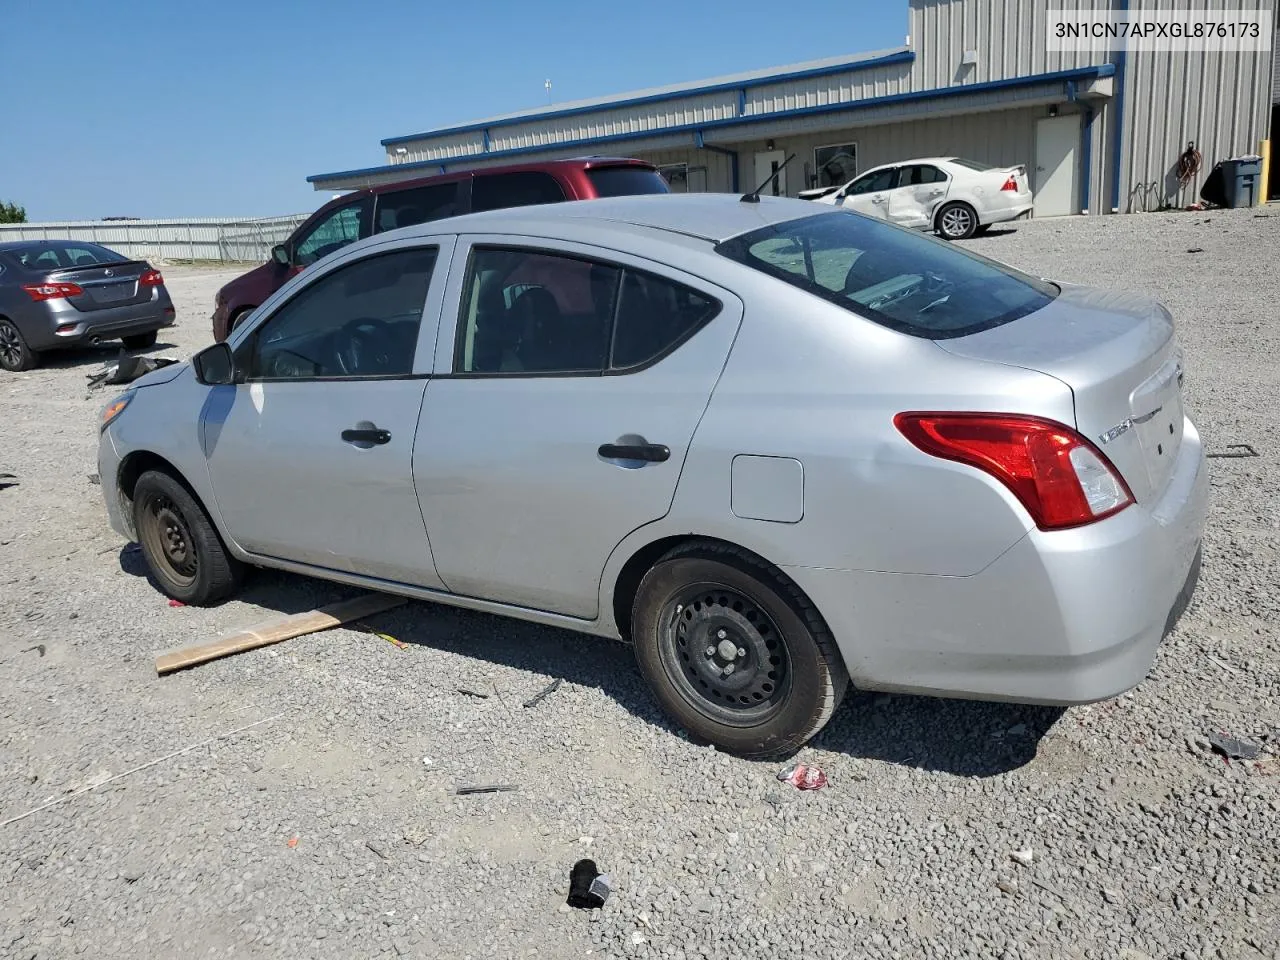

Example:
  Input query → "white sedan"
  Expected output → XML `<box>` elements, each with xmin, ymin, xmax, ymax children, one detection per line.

<box><xmin>798</xmin><ymin>157</ymin><xmax>1034</xmax><ymax>240</ymax></box>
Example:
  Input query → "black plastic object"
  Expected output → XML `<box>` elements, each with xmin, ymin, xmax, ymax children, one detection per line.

<box><xmin>1199</xmin><ymin>163</ymin><xmax>1227</xmax><ymax>207</ymax></box>
<box><xmin>567</xmin><ymin>859</ymin><xmax>612</xmax><ymax>909</ymax></box>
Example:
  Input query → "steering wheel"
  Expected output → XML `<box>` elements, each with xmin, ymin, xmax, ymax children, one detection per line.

<box><xmin>334</xmin><ymin>316</ymin><xmax>396</xmax><ymax>376</ymax></box>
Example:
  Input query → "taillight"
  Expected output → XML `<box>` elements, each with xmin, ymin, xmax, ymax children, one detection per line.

<box><xmin>23</xmin><ymin>281</ymin><xmax>83</xmax><ymax>301</ymax></box>
<box><xmin>894</xmin><ymin>412</ymin><xmax>1134</xmax><ymax>531</ymax></box>
<box><xmin>139</xmin><ymin>269</ymin><xmax>164</xmax><ymax>287</ymax></box>
<box><xmin>1000</xmin><ymin>176</ymin><xmax>1019</xmax><ymax>192</ymax></box>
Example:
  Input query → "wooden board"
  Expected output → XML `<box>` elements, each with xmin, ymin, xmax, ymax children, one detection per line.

<box><xmin>155</xmin><ymin>593</ymin><xmax>407</xmax><ymax>675</ymax></box>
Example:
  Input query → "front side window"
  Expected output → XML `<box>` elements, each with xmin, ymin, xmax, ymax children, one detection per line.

<box><xmin>245</xmin><ymin>247</ymin><xmax>437</xmax><ymax>379</ymax></box>
<box><xmin>455</xmin><ymin>247</ymin><xmax>719</xmax><ymax>375</ymax></box>
<box><xmin>845</xmin><ymin>168</ymin><xmax>897</xmax><ymax>195</ymax></box>
<box><xmin>470</xmin><ymin>172</ymin><xmax>567</xmax><ymax>213</ymax></box>
<box><xmin>374</xmin><ymin>183</ymin><xmax>459</xmax><ymax>234</ymax></box>
<box><xmin>814</xmin><ymin>143</ymin><xmax>858</xmax><ymax>189</ymax></box>
<box><xmin>294</xmin><ymin>200</ymin><xmax>371</xmax><ymax>267</ymax></box>
<box><xmin>716</xmin><ymin>212</ymin><xmax>1058</xmax><ymax>339</ymax></box>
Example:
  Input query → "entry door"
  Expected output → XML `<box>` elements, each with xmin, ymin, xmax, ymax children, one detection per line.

<box><xmin>888</xmin><ymin>164</ymin><xmax>951</xmax><ymax>228</ymax></box>
<box><xmin>203</xmin><ymin>239</ymin><xmax>455</xmax><ymax>587</ymax></box>
<box><xmin>1034</xmin><ymin>116</ymin><xmax>1080</xmax><ymax>217</ymax></box>
<box><xmin>415</xmin><ymin>238</ymin><xmax>743</xmax><ymax>619</ymax></box>
<box><xmin>753</xmin><ymin>150</ymin><xmax>788</xmax><ymax>196</ymax></box>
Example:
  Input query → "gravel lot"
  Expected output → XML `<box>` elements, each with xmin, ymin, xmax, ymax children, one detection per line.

<box><xmin>2</xmin><ymin>208</ymin><xmax>1279</xmax><ymax>960</ymax></box>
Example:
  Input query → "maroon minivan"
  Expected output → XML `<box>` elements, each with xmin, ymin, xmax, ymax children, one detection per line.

<box><xmin>212</xmin><ymin>157</ymin><xmax>670</xmax><ymax>341</ymax></box>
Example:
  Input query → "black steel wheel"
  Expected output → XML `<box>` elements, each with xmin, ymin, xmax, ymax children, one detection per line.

<box><xmin>132</xmin><ymin>469</ymin><xmax>243</xmax><ymax>605</ymax></box>
<box><xmin>0</xmin><ymin>318</ymin><xmax>38</xmax><ymax>372</ymax></box>
<box><xmin>632</xmin><ymin>542</ymin><xmax>849</xmax><ymax>758</ymax></box>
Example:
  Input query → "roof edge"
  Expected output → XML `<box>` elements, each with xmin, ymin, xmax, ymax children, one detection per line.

<box><xmin>380</xmin><ymin>48</ymin><xmax>915</xmax><ymax>147</ymax></box>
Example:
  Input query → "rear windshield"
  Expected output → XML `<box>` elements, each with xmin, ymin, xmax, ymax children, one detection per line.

<box><xmin>10</xmin><ymin>241</ymin><xmax>129</xmax><ymax>271</ymax></box>
<box><xmin>715</xmin><ymin>212</ymin><xmax>1058</xmax><ymax>340</ymax></box>
<box><xmin>948</xmin><ymin>158</ymin><xmax>996</xmax><ymax>172</ymax></box>
<box><xmin>585</xmin><ymin>167</ymin><xmax>671</xmax><ymax>198</ymax></box>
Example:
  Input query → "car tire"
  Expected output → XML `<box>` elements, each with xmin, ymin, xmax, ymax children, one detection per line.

<box><xmin>133</xmin><ymin>469</ymin><xmax>244</xmax><ymax>606</ymax></box>
<box><xmin>229</xmin><ymin>308</ymin><xmax>254</xmax><ymax>334</ymax></box>
<box><xmin>631</xmin><ymin>542</ymin><xmax>849</xmax><ymax>758</ymax></box>
<box><xmin>935</xmin><ymin>202</ymin><xmax>979</xmax><ymax>241</ymax></box>
<box><xmin>122</xmin><ymin>331</ymin><xmax>158</xmax><ymax>350</ymax></box>
<box><xmin>0</xmin><ymin>318</ymin><xmax>40</xmax><ymax>372</ymax></box>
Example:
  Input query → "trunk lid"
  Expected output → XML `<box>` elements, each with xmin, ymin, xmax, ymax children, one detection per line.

<box><xmin>46</xmin><ymin>260</ymin><xmax>152</xmax><ymax>312</ymax></box>
<box><xmin>935</xmin><ymin>282</ymin><xmax>1184</xmax><ymax>503</ymax></box>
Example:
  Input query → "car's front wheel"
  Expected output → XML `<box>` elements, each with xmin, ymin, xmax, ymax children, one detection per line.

<box><xmin>936</xmin><ymin>201</ymin><xmax>979</xmax><ymax>241</ymax></box>
<box><xmin>0</xmin><ymin>318</ymin><xmax>39</xmax><ymax>372</ymax></box>
<box><xmin>133</xmin><ymin>469</ymin><xmax>244</xmax><ymax>605</ymax></box>
<box><xmin>631</xmin><ymin>543</ymin><xmax>849</xmax><ymax>758</ymax></box>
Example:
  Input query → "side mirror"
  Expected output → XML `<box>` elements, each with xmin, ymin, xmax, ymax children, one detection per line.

<box><xmin>270</xmin><ymin>244</ymin><xmax>291</xmax><ymax>268</ymax></box>
<box><xmin>192</xmin><ymin>342</ymin><xmax>237</xmax><ymax>386</ymax></box>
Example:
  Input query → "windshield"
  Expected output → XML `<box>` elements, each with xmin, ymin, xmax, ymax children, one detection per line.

<box><xmin>715</xmin><ymin>211</ymin><xmax>1058</xmax><ymax>339</ymax></box>
<box><xmin>585</xmin><ymin>167</ymin><xmax>671</xmax><ymax>197</ymax></box>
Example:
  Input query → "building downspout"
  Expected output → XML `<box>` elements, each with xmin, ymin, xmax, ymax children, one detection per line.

<box><xmin>695</xmin><ymin>130</ymin><xmax>740</xmax><ymax>193</ymax></box>
<box><xmin>1068</xmin><ymin>80</ymin><xmax>1094</xmax><ymax>215</ymax></box>
<box><xmin>1109</xmin><ymin>0</ymin><xmax>1128</xmax><ymax>213</ymax></box>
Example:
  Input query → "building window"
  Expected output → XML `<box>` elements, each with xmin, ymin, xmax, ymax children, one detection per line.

<box><xmin>658</xmin><ymin>163</ymin><xmax>689</xmax><ymax>192</ymax></box>
<box><xmin>814</xmin><ymin>143</ymin><xmax>858</xmax><ymax>189</ymax></box>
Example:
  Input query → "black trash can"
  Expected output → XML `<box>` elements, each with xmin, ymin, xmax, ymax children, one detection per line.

<box><xmin>1220</xmin><ymin>156</ymin><xmax>1263</xmax><ymax>208</ymax></box>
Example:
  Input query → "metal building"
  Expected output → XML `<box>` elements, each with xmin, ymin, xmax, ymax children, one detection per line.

<box><xmin>309</xmin><ymin>0</ymin><xmax>1279</xmax><ymax>215</ymax></box>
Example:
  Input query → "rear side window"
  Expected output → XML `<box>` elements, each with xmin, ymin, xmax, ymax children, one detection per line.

<box><xmin>374</xmin><ymin>183</ymin><xmax>459</xmax><ymax>233</ymax></box>
<box><xmin>471</xmin><ymin>172</ymin><xmax>567</xmax><ymax>213</ymax></box>
<box><xmin>716</xmin><ymin>212</ymin><xmax>1057</xmax><ymax>340</ymax></box>
<box><xmin>584</xmin><ymin>167</ymin><xmax>671</xmax><ymax>197</ymax></box>
<box><xmin>455</xmin><ymin>246</ymin><xmax>719</xmax><ymax>375</ymax></box>
<box><xmin>899</xmin><ymin>165</ymin><xmax>947</xmax><ymax>186</ymax></box>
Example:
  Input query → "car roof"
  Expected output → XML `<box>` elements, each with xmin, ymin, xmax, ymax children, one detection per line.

<box><xmin>360</xmin><ymin>155</ymin><xmax>657</xmax><ymax>196</ymax></box>
<box><xmin>397</xmin><ymin>193</ymin><xmax>829</xmax><ymax>244</ymax></box>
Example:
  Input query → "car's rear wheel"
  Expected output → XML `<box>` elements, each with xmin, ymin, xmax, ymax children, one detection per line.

<box><xmin>631</xmin><ymin>542</ymin><xmax>849</xmax><ymax>758</ymax></box>
<box><xmin>122</xmin><ymin>331</ymin><xmax>158</xmax><ymax>350</ymax></box>
<box><xmin>0</xmin><ymin>318</ymin><xmax>39</xmax><ymax>372</ymax></box>
<box><xmin>936</xmin><ymin>202</ymin><xmax>979</xmax><ymax>241</ymax></box>
<box><xmin>133</xmin><ymin>469</ymin><xmax>244</xmax><ymax>605</ymax></box>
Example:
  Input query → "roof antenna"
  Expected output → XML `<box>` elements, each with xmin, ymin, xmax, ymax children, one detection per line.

<box><xmin>741</xmin><ymin>152</ymin><xmax>797</xmax><ymax>203</ymax></box>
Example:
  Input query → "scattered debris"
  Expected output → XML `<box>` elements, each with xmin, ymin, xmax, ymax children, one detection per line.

<box><xmin>122</xmin><ymin>869</ymin><xmax>144</xmax><ymax>884</ymax></box>
<box><xmin>630</xmin><ymin>931</ymin><xmax>646</xmax><ymax>946</ymax></box>
<box><xmin>566</xmin><ymin>858</ymin><xmax>614</xmax><ymax>909</ymax></box>
<box><xmin>22</xmin><ymin>645</ymin><xmax>45</xmax><ymax>658</ymax></box>
<box><xmin>287</xmin><ymin>836</ymin><xmax>299</xmax><ymax>849</ymax></box>
<box><xmin>421</xmin><ymin>757</ymin><xmax>433</xmax><ymax>767</ymax></box>
<box><xmin>777</xmin><ymin>763</ymin><xmax>828</xmax><ymax>790</ymax></box>
<box><xmin>523</xmin><ymin>677</ymin><xmax>563</xmax><ymax>708</ymax></box>
<box><xmin>86</xmin><ymin>351</ymin><xmax>179</xmax><ymax>390</ymax></box>
<box><xmin>1186</xmin><ymin>247</ymin><xmax>1205</xmax><ymax>253</ymax></box>
<box><xmin>1207</xmin><ymin>733</ymin><xmax>1261</xmax><ymax>761</ymax></box>
<box><xmin>1206</xmin><ymin>443</ymin><xmax>1259</xmax><ymax>459</ymax></box>
<box><xmin>996</xmin><ymin>878</ymin><xmax>1019</xmax><ymax>895</ymax></box>
<box><xmin>578</xmin><ymin>836</ymin><xmax>594</xmax><ymax>846</ymax></box>
<box><xmin>454</xmin><ymin>783</ymin><xmax>518</xmax><ymax>796</ymax></box>
<box><xmin>1006</xmin><ymin>723</ymin><xmax>1028</xmax><ymax>736</ymax></box>
<box><xmin>352</xmin><ymin>621</ymin><xmax>408</xmax><ymax>649</ymax></box>
<box><xmin>154</xmin><ymin>592</ymin><xmax>407</xmax><ymax>675</ymax></box>
<box><xmin>365</xmin><ymin>840</ymin><xmax>390</xmax><ymax>860</ymax></box>
<box><xmin>1102</xmin><ymin>887</ymin><xmax>1123</xmax><ymax>904</ymax></box>
<box><xmin>0</xmin><ymin>473</ymin><xmax>17</xmax><ymax>491</ymax></box>
<box><xmin>0</xmin><ymin>713</ymin><xmax>283</xmax><ymax>829</ymax></box>
<box><xmin>167</xmin><ymin>599</ymin><xmax>186</xmax><ymax>608</ymax></box>
<box><xmin>1010</xmin><ymin>847</ymin><xmax>1035</xmax><ymax>867</ymax></box>
<box><xmin>457</xmin><ymin>687</ymin><xmax>490</xmax><ymax>699</ymax></box>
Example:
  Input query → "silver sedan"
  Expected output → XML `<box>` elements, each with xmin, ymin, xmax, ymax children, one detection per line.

<box><xmin>95</xmin><ymin>194</ymin><xmax>1207</xmax><ymax>757</ymax></box>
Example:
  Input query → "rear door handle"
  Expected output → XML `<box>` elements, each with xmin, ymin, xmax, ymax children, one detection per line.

<box><xmin>342</xmin><ymin>427</ymin><xmax>391</xmax><ymax>445</ymax></box>
<box><xmin>598</xmin><ymin>442</ymin><xmax>670</xmax><ymax>463</ymax></box>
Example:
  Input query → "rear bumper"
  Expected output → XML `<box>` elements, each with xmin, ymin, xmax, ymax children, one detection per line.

<box><xmin>790</xmin><ymin>415</ymin><xmax>1208</xmax><ymax>705</ymax></box>
<box><xmin>25</xmin><ymin>295</ymin><xmax>176</xmax><ymax>350</ymax></box>
<box><xmin>979</xmin><ymin>195</ymin><xmax>1035</xmax><ymax>225</ymax></box>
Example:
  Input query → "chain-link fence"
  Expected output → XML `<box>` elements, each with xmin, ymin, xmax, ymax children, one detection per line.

<box><xmin>0</xmin><ymin>214</ymin><xmax>310</xmax><ymax>264</ymax></box>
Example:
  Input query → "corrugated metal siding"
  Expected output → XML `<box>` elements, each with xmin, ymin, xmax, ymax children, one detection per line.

<box><xmin>909</xmin><ymin>0</ymin><xmax>1114</xmax><ymax>88</ymax></box>
<box><xmin>0</xmin><ymin>215</ymin><xmax>309</xmax><ymax>262</ymax></box>
<box><xmin>744</xmin><ymin>61</ymin><xmax>914</xmax><ymax>115</ymax></box>
<box><xmin>1117</xmin><ymin>0</ymin><xmax>1274</xmax><ymax>211</ymax></box>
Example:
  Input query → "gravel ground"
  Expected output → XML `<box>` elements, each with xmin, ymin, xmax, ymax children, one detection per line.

<box><xmin>2</xmin><ymin>210</ymin><xmax>1279</xmax><ymax>960</ymax></box>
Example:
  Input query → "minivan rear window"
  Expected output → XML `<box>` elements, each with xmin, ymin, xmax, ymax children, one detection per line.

<box><xmin>585</xmin><ymin>167</ymin><xmax>671</xmax><ymax>197</ymax></box>
<box><xmin>715</xmin><ymin>212</ymin><xmax>1058</xmax><ymax>340</ymax></box>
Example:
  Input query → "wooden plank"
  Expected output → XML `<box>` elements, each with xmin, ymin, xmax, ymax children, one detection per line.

<box><xmin>155</xmin><ymin>593</ymin><xmax>407</xmax><ymax>675</ymax></box>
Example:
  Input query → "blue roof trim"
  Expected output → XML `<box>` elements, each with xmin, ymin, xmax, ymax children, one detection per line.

<box><xmin>380</xmin><ymin>50</ymin><xmax>916</xmax><ymax>147</ymax></box>
<box><xmin>309</xmin><ymin>64</ymin><xmax>1116</xmax><ymax>185</ymax></box>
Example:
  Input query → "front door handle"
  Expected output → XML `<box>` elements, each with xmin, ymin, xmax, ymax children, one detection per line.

<box><xmin>598</xmin><ymin>442</ymin><xmax>670</xmax><ymax>463</ymax></box>
<box><xmin>342</xmin><ymin>427</ymin><xmax>391</xmax><ymax>445</ymax></box>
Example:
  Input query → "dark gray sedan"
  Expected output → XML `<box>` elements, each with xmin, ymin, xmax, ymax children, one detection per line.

<box><xmin>0</xmin><ymin>240</ymin><xmax>176</xmax><ymax>371</ymax></box>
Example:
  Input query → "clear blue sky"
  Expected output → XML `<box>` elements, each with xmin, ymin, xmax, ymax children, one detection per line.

<box><xmin>0</xmin><ymin>1</ymin><xmax>907</xmax><ymax>222</ymax></box>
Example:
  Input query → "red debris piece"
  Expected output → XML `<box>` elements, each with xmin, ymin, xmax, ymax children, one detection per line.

<box><xmin>168</xmin><ymin>599</ymin><xmax>185</xmax><ymax>608</ymax></box>
<box><xmin>777</xmin><ymin>763</ymin><xmax>828</xmax><ymax>790</ymax></box>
